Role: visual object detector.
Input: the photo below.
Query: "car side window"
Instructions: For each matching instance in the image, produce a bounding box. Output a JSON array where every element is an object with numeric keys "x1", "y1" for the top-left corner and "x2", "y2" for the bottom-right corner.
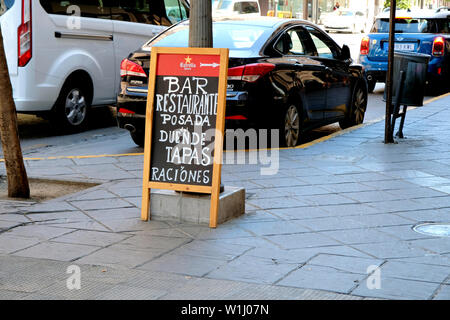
[
  {"x1": 40, "y1": 0, "x2": 110, "y2": 19},
  {"x1": 437, "y1": 19, "x2": 450, "y2": 33},
  {"x1": 288, "y1": 30, "x2": 305, "y2": 55},
  {"x1": 274, "y1": 27, "x2": 311, "y2": 56},
  {"x1": 305, "y1": 26, "x2": 339, "y2": 59}
]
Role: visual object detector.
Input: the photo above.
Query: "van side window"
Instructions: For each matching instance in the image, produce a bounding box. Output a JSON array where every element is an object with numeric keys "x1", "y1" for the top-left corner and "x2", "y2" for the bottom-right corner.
[
  {"x1": 233, "y1": 1, "x2": 258, "y2": 14},
  {"x1": 0, "y1": 0, "x2": 14, "y2": 16},
  {"x1": 107, "y1": 0, "x2": 172, "y2": 26},
  {"x1": 40, "y1": 0, "x2": 110, "y2": 19}
]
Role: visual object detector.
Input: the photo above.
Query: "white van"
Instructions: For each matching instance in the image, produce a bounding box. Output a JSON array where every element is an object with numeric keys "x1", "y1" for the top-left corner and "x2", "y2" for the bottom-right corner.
[
  {"x1": 213, "y1": 0, "x2": 260, "y2": 17},
  {"x1": 0, "y1": 0, "x2": 189, "y2": 130}
]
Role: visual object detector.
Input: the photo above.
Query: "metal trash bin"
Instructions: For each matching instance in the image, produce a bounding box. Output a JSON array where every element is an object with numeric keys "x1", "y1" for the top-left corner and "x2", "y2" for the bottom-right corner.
[{"x1": 384, "y1": 51, "x2": 431, "y2": 107}]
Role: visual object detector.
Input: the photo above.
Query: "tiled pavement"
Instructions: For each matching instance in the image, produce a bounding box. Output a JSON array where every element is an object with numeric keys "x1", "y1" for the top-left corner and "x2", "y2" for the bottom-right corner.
[{"x1": 1, "y1": 96, "x2": 450, "y2": 300}]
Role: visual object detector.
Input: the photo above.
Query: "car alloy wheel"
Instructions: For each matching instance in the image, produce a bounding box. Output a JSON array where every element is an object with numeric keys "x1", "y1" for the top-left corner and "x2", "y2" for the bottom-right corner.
[
  {"x1": 284, "y1": 104, "x2": 300, "y2": 147},
  {"x1": 65, "y1": 88, "x2": 87, "y2": 126},
  {"x1": 339, "y1": 82, "x2": 367, "y2": 130},
  {"x1": 353, "y1": 85, "x2": 366, "y2": 125}
]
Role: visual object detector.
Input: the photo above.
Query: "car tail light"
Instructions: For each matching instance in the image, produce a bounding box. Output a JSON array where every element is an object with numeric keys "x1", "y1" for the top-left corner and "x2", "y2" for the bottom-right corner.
[
  {"x1": 228, "y1": 63, "x2": 275, "y2": 82},
  {"x1": 118, "y1": 108, "x2": 136, "y2": 114},
  {"x1": 360, "y1": 36, "x2": 370, "y2": 56},
  {"x1": 432, "y1": 37, "x2": 445, "y2": 56},
  {"x1": 120, "y1": 59, "x2": 147, "y2": 78},
  {"x1": 18, "y1": 0, "x2": 32, "y2": 67},
  {"x1": 227, "y1": 65, "x2": 244, "y2": 80}
]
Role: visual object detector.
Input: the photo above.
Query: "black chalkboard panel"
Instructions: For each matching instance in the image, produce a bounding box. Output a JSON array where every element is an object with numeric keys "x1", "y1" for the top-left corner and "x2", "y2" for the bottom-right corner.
[{"x1": 150, "y1": 75, "x2": 219, "y2": 186}]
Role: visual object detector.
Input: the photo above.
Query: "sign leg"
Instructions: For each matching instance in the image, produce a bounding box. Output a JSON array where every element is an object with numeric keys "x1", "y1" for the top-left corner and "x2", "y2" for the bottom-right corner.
[
  {"x1": 141, "y1": 188, "x2": 151, "y2": 221},
  {"x1": 209, "y1": 186, "x2": 219, "y2": 228}
]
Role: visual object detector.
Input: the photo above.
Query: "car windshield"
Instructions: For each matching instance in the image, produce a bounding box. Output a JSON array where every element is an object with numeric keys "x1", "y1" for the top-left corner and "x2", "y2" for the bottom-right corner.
[
  {"x1": 147, "y1": 22, "x2": 268, "y2": 50},
  {"x1": 371, "y1": 18, "x2": 450, "y2": 33},
  {"x1": 0, "y1": 0, "x2": 14, "y2": 16}
]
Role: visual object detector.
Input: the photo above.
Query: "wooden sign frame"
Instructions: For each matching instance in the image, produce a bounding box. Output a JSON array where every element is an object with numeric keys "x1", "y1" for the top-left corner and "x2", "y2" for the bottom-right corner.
[{"x1": 141, "y1": 47, "x2": 229, "y2": 228}]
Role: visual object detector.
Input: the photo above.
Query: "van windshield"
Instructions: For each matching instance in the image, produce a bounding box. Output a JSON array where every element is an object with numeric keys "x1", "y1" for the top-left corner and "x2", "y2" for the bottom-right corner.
[
  {"x1": 0, "y1": 0, "x2": 14, "y2": 16},
  {"x1": 372, "y1": 18, "x2": 450, "y2": 33}
]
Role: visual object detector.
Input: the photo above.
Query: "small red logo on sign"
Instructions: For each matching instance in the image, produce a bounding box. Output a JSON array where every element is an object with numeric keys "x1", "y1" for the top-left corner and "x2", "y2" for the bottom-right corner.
[{"x1": 180, "y1": 56, "x2": 196, "y2": 71}]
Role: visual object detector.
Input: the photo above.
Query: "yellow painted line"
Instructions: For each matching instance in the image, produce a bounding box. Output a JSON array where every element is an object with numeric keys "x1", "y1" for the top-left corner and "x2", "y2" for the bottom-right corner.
[
  {"x1": 423, "y1": 91, "x2": 450, "y2": 105},
  {"x1": 0, "y1": 153, "x2": 144, "y2": 162},
  {"x1": 225, "y1": 123, "x2": 365, "y2": 154},
  {"x1": 1, "y1": 91, "x2": 448, "y2": 162}
]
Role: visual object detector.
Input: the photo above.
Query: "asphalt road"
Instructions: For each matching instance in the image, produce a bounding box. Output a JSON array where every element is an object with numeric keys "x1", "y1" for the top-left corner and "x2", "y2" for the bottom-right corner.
[{"x1": 3, "y1": 33, "x2": 434, "y2": 158}]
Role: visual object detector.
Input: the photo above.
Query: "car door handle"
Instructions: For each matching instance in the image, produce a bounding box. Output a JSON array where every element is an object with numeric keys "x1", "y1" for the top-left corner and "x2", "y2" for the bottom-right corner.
[{"x1": 295, "y1": 62, "x2": 304, "y2": 67}]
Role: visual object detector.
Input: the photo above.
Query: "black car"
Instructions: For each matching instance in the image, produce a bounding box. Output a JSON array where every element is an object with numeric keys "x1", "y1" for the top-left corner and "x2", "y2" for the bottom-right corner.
[{"x1": 117, "y1": 17, "x2": 368, "y2": 147}]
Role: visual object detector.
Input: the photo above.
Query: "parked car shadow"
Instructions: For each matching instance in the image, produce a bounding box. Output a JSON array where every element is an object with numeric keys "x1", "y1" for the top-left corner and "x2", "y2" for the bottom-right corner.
[{"x1": 17, "y1": 107, "x2": 117, "y2": 140}]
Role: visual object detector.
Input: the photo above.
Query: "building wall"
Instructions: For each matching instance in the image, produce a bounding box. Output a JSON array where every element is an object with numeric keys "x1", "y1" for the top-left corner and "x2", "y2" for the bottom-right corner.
[{"x1": 259, "y1": 0, "x2": 448, "y2": 20}]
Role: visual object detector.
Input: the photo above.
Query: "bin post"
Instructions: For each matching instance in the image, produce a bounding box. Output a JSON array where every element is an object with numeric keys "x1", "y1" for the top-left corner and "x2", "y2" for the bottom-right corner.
[{"x1": 396, "y1": 105, "x2": 408, "y2": 139}]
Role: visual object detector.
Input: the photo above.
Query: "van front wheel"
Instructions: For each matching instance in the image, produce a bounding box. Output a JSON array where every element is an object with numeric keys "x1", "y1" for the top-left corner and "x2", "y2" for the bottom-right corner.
[{"x1": 51, "y1": 84, "x2": 90, "y2": 132}]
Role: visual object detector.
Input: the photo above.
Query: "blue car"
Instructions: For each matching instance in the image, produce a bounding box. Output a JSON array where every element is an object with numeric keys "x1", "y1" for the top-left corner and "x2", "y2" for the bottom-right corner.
[{"x1": 358, "y1": 8, "x2": 450, "y2": 93}]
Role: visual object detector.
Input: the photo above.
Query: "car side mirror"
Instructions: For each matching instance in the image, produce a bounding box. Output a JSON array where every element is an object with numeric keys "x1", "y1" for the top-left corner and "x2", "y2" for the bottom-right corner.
[{"x1": 340, "y1": 45, "x2": 351, "y2": 62}]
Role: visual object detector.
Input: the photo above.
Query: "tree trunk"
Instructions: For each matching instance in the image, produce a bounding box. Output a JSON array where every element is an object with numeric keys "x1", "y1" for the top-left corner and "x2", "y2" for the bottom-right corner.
[
  {"x1": 374, "y1": 0, "x2": 381, "y2": 16},
  {"x1": 189, "y1": 0, "x2": 213, "y2": 48},
  {"x1": 0, "y1": 30, "x2": 30, "y2": 198},
  {"x1": 303, "y1": 0, "x2": 308, "y2": 20}
]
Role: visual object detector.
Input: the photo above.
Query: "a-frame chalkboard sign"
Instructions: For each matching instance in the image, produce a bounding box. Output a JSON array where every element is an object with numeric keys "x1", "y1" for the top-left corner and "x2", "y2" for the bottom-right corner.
[{"x1": 141, "y1": 47, "x2": 229, "y2": 228}]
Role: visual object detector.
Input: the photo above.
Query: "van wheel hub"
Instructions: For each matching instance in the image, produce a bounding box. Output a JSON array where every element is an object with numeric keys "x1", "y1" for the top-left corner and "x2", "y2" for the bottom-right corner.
[{"x1": 65, "y1": 89, "x2": 87, "y2": 126}]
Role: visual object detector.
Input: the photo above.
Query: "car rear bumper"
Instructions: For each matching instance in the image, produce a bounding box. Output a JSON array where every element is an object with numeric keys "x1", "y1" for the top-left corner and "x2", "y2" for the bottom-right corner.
[
  {"x1": 359, "y1": 54, "x2": 449, "y2": 83},
  {"x1": 225, "y1": 91, "x2": 251, "y2": 120},
  {"x1": 116, "y1": 96, "x2": 147, "y2": 133},
  {"x1": 365, "y1": 70, "x2": 386, "y2": 83}
]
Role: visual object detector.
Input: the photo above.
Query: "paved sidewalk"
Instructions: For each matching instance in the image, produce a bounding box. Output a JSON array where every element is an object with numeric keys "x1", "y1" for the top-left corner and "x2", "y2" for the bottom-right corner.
[{"x1": 1, "y1": 95, "x2": 450, "y2": 300}]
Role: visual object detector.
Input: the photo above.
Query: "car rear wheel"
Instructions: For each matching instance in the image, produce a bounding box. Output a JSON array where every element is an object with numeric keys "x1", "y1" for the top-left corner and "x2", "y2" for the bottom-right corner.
[
  {"x1": 51, "y1": 83, "x2": 90, "y2": 132},
  {"x1": 130, "y1": 131, "x2": 145, "y2": 147},
  {"x1": 281, "y1": 104, "x2": 301, "y2": 147},
  {"x1": 339, "y1": 82, "x2": 367, "y2": 129},
  {"x1": 367, "y1": 80, "x2": 376, "y2": 93}
]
